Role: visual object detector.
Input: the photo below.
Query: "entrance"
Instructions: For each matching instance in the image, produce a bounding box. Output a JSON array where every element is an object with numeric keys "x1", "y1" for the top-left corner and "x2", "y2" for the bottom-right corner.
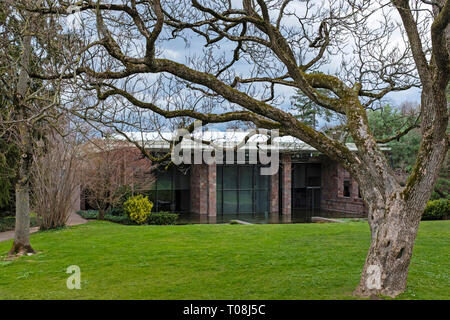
[{"x1": 291, "y1": 163, "x2": 321, "y2": 211}]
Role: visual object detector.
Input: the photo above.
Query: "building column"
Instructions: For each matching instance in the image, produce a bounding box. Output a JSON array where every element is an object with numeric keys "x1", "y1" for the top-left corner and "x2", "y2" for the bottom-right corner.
[
  {"x1": 190, "y1": 165, "x2": 198, "y2": 214},
  {"x1": 190, "y1": 164, "x2": 208, "y2": 214},
  {"x1": 269, "y1": 172, "x2": 279, "y2": 214},
  {"x1": 281, "y1": 154, "x2": 291, "y2": 215},
  {"x1": 207, "y1": 162, "x2": 217, "y2": 217}
]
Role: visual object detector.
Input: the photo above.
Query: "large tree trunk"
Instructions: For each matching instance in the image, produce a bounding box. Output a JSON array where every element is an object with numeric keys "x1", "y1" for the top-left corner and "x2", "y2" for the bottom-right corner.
[
  {"x1": 354, "y1": 194, "x2": 421, "y2": 297},
  {"x1": 8, "y1": 20, "x2": 35, "y2": 255},
  {"x1": 354, "y1": 86, "x2": 448, "y2": 297},
  {"x1": 9, "y1": 177, "x2": 34, "y2": 255}
]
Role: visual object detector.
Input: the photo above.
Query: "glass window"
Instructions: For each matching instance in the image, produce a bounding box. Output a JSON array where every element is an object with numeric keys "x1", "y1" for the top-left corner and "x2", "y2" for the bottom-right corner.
[
  {"x1": 343, "y1": 180, "x2": 351, "y2": 197},
  {"x1": 150, "y1": 174, "x2": 158, "y2": 190},
  {"x1": 239, "y1": 166, "x2": 253, "y2": 189},
  {"x1": 216, "y1": 164, "x2": 270, "y2": 214},
  {"x1": 306, "y1": 164, "x2": 321, "y2": 187},
  {"x1": 255, "y1": 168, "x2": 269, "y2": 190},
  {"x1": 157, "y1": 170, "x2": 172, "y2": 190},
  {"x1": 223, "y1": 190, "x2": 238, "y2": 214},
  {"x1": 239, "y1": 190, "x2": 253, "y2": 213},
  {"x1": 157, "y1": 190, "x2": 173, "y2": 211},
  {"x1": 146, "y1": 190, "x2": 157, "y2": 204},
  {"x1": 217, "y1": 190, "x2": 222, "y2": 214},
  {"x1": 175, "y1": 171, "x2": 190, "y2": 190},
  {"x1": 293, "y1": 164, "x2": 305, "y2": 188},
  {"x1": 176, "y1": 189, "x2": 190, "y2": 212},
  {"x1": 223, "y1": 166, "x2": 237, "y2": 189},
  {"x1": 217, "y1": 166, "x2": 223, "y2": 189},
  {"x1": 149, "y1": 167, "x2": 192, "y2": 212},
  {"x1": 255, "y1": 190, "x2": 269, "y2": 213},
  {"x1": 312, "y1": 189, "x2": 321, "y2": 209}
]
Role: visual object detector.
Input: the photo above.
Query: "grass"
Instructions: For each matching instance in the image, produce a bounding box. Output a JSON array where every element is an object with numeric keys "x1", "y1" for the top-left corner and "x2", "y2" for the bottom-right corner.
[{"x1": 0, "y1": 220, "x2": 448, "y2": 300}]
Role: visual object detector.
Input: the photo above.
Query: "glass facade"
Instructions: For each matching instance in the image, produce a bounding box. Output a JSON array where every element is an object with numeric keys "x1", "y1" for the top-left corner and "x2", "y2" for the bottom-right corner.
[
  {"x1": 216, "y1": 165, "x2": 270, "y2": 214},
  {"x1": 145, "y1": 166, "x2": 190, "y2": 212}
]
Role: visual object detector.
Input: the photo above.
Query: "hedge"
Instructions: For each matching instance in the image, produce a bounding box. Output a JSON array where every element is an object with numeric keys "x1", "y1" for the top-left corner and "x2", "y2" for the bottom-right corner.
[
  {"x1": 422, "y1": 199, "x2": 450, "y2": 220},
  {"x1": 77, "y1": 210, "x2": 99, "y2": 220},
  {"x1": 147, "y1": 212, "x2": 179, "y2": 225},
  {"x1": 0, "y1": 215, "x2": 40, "y2": 232},
  {"x1": 76, "y1": 210, "x2": 178, "y2": 225}
]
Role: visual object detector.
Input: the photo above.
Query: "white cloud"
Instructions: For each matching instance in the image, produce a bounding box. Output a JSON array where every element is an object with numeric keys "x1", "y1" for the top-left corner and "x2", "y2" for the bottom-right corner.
[{"x1": 159, "y1": 48, "x2": 181, "y2": 60}]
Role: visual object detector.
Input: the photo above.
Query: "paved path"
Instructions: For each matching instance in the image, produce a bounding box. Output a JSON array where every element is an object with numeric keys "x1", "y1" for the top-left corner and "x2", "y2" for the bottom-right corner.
[
  {"x1": 66, "y1": 211, "x2": 88, "y2": 226},
  {"x1": 231, "y1": 219, "x2": 253, "y2": 225},
  {"x1": 0, "y1": 211, "x2": 87, "y2": 243},
  {"x1": 311, "y1": 216, "x2": 348, "y2": 223}
]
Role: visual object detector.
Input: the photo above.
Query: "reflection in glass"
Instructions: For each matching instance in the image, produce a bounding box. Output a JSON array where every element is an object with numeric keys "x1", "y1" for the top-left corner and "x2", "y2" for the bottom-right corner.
[
  {"x1": 239, "y1": 190, "x2": 253, "y2": 213},
  {"x1": 216, "y1": 165, "x2": 270, "y2": 215},
  {"x1": 223, "y1": 190, "x2": 238, "y2": 214}
]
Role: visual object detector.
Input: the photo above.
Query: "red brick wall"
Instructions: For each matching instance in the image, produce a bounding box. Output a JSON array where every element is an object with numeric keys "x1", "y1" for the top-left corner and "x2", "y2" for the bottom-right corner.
[
  {"x1": 270, "y1": 172, "x2": 279, "y2": 214},
  {"x1": 190, "y1": 163, "x2": 216, "y2": 216},
  {"x1": 320, "y1": 157, "x2": 367, "y2": 216},
  {"x1": 281, "y1": 154, "x2": 291, "y2": 215},
  {"x1": 190, "y1": 164, "x2": 207, "y2": 214},
  {"x1": 207, "y1": 163, "x2": 216, "y2": 216}
]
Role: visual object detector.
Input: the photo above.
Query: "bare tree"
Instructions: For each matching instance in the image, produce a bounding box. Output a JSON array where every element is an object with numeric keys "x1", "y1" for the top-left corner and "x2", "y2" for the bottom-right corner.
[
  {"x1": 30, "y1": 0, "x2": 448, "y2": 297},
  {"x1": 80, "y1": 138, "x2": 154, "y2": 220},
  {"x1": 32, "y1": 130, "x2": 81, "y2": 230},
  {"x1": 0, "y1": 0, "x2": 79, "y2": 254}
]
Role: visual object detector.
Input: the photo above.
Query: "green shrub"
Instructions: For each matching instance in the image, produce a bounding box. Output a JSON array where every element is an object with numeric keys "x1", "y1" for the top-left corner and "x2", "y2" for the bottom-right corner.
[
  {"x1": 422, "y1": 199, "x2": 450, "y2": 220},
  {"x1": 77, "y1": 210, "x2": 99, "y2": 220},
  {"x1": 0, "y1": 215, "x2": 40, "y2": 232},
  {"x1": 123, "y1": 195, "x2": 153, "y2": 225},
  {"x1": 0, "y1": 216, "x2": 16, "y2": 232},
  {"x1": 106, "y1": 207, "x2": 125, "y2": 217},
  {"x1": 104, "y1": 214, "x2": 132, "y2": 224},
  {"x1": 147, "y1": 212, "x2": 178, "y2": 225},
  {"x1": 76, "y1": 210, "x2": 134, "y2": 225}
]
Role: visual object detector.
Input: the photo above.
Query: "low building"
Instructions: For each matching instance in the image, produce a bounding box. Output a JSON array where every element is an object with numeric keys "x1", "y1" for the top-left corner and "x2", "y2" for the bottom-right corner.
[{"x1": 79, "y1": 130, "x2": 391, "y2": 220}]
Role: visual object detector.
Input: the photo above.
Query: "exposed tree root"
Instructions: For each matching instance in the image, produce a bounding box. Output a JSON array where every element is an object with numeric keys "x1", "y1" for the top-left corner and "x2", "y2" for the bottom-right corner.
[{"x1": 8, "y1": 242, "x2": 35, "y2": 256}]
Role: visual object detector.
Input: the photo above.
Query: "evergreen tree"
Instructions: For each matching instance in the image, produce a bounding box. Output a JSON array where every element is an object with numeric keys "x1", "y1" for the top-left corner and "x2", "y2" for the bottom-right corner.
[{"x1": 290, "y1": 88, "x2": 334, "y2": 130}]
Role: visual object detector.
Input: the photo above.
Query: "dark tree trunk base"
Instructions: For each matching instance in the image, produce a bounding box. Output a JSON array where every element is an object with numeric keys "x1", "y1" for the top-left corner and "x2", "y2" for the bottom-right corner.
[{"x1": 8, "y1": 242, "x2": 35, "y2": 256}]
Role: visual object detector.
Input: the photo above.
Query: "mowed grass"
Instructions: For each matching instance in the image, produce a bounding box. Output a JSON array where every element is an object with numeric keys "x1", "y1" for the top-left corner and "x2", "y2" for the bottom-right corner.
[{"x1": 0, "y1": 220, "x2": 448, "y2": 300}]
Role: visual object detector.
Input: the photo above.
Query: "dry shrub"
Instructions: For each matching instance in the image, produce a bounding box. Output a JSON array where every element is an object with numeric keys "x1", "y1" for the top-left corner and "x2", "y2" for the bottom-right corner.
[{"x1": 32, "y1": 136, "x2": 80, "y2": 230}]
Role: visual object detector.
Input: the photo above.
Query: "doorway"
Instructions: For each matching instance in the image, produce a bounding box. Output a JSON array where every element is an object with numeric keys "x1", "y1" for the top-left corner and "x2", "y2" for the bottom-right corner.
[{"x1": 291, "y1": 163, "x2": 321, "y2": 211}]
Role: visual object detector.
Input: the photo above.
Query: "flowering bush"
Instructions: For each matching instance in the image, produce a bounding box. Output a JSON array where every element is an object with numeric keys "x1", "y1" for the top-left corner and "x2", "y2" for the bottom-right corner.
[{"x1": 123, "y1": 195, "x2": 153, "y2": 224}]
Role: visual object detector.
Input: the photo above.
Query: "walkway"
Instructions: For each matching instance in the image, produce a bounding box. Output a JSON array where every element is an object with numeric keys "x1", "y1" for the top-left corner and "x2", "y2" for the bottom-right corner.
[{"x1": 0, "y1": 211, "x2": 87, "y2": 243}]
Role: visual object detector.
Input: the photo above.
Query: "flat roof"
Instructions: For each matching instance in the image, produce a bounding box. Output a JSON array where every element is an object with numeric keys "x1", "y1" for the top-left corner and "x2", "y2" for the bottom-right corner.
[{"x1": 111, "y1": 131, "x2": 391, "y2": 153}]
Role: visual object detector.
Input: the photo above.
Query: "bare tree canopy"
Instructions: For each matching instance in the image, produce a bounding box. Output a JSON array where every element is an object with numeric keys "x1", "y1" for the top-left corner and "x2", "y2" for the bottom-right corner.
[
  {"x1": 0, "y1": 0, "x2": 77, "y2": 254},
  {"x1": 24, "y1": 0, "x2": 449, "y2": 297}
]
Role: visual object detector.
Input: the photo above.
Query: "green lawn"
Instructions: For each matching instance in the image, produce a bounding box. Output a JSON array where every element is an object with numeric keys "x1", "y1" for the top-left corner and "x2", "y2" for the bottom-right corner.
[{"x1": 0, "y1": 220, "x2": 448, "y2": 299}]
